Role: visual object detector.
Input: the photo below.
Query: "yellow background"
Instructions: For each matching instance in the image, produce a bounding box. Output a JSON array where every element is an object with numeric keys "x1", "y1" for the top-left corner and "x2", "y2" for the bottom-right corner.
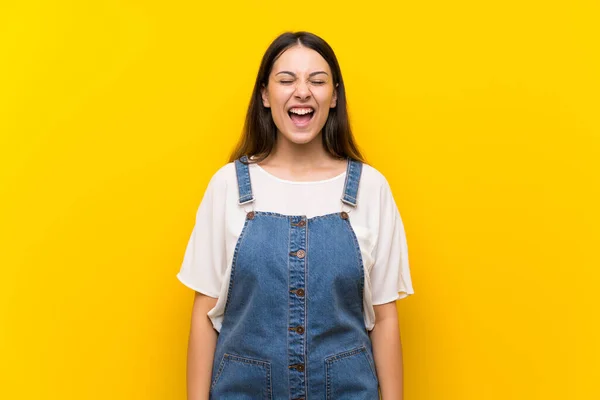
[{"x1": 1, "y1": 1, "x2": 598, "y2": 399}]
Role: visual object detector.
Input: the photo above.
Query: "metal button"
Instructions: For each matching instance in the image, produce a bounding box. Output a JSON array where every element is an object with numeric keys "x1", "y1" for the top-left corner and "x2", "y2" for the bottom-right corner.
[
  {"x1": 290, "y1": 363, "x2": 305, "y2": 372},
  {"x1": 296, "y1": 249, "x2": 305, "y2": 259},
  {"x1": 289, "y1": 363, "x2": 304, "y2": 371},
  {"x1": 289, "y1": 325, "x2": 304, "y2": 334},
  {"x1": 291, "y1": 219, "x2": 306, "y2": 227},
  {"x1": 296, "y1": 288, "x2": 305, "y2": 297},
  {"x1": 340, "y1": 211, "x2": 349, "y2": 220},
  {"x1": 247, "y1": 211, "x2": 255, "y2": 219}
]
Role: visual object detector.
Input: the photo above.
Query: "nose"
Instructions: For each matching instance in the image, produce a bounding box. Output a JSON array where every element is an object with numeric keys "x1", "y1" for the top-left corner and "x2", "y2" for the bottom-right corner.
[{"x1": 294, "y1": 80, "x2": 311, "y2": 100}]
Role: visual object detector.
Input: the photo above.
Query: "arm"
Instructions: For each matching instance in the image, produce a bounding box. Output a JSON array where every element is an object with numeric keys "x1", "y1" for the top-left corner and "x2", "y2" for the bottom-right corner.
[
  {"x1": 186, "y1": 292, "x2": 218, "y2": 400},
  {"x1": 370, "y1": 301, "x2": 404, "y2": 400}
]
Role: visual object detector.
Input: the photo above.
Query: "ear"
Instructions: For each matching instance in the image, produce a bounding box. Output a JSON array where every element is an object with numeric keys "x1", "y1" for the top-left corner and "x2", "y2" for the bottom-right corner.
[
  {"x1": 261, "y1": 84, "x2": 270, "y2": 108},
  {"x1": 330, "y1": 83, "x2": 338, "y2": 108}
]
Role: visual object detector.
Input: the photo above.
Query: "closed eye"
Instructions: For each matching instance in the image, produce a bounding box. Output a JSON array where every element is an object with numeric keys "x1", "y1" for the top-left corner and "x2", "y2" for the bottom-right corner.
[{"x1": 279, "y1": 80, "x2": 326, "y2": 85}]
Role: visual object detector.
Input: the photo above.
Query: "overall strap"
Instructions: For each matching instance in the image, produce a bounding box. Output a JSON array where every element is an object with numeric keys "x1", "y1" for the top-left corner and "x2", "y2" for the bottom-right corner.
[
  {"x1": 234, "y1": 155, "x2": 255, "y2": 205},
  {"x1": 341, "y1": 158, "x2": 363, "y2": 207}
]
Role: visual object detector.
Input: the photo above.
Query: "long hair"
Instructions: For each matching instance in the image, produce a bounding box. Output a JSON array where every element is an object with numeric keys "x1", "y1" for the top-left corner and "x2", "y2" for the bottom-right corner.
[{"x1": 228, "y1": 31, "x2": 365, "y2": 164}]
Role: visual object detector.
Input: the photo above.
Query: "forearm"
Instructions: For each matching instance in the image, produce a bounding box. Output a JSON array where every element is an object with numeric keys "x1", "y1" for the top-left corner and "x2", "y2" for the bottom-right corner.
[
  {"x1": 370, "y1": 302, "x2": 404, "y2": 400},
  {"x1": 186, "y1": 293, "x2": 218, "y2": 400}
]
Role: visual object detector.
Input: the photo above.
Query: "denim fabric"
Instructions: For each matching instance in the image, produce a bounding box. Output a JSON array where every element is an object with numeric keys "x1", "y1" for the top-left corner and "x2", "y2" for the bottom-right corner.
[{"x1": 209, "y1": 156, "x2": 379, "y2": 399}]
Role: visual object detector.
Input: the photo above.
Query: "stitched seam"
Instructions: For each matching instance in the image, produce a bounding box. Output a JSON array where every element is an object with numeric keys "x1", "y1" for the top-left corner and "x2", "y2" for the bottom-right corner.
[
  {"x1": 225, "y1": 353, "x2": 271, "y2": 366},
  {"x1": 325, "y1": 346, "x2": 368, "y2": 399},
  {"x1": 341, "y1": 157, "x2": 351, "y2": 198},
  {"x1": 304, "y1": 218, "x2": 309, "y2": 397},
  {"x1": 344, "y1": 159, "x2": 357, "y2": 202},
  {"x1": 341, "y1": 160, "x2": 363, "y2": 208},
  {"x1": 236, "y1": 155, "x2": 254, "y2": 204},
  {"x1": 211, "y1": 353, "x2": 272, "y2": 393},
  {"x1": 286, "y1": 219, "x2": 291, "y2": 394},
  {"x1": 362, "y1": 350, "x2": 378, "y2": 382},
  {"x1": 224, "y1": 217, "x2": 251, "y2": 313},
  {"x1": 326, "y1": 359, "x2": 331, "y2": 400},
  {"x1": 266, "y1": 362, "x2": 272, "y2": 400},
  {"x1": 251, "y1": 210, "x2": 345, "y2": 222},
  {"x1": 210, "y1": 353, "x2": 228, "y2": 390},
  {"x1": 243, "y1": 164, "x2": 253, "y2": 200},
  {"x1": 342, "y1": 219, "x2": 366, "y2": 283},
  {"x1": 325, "y1": 345, "x2": 367, "y2": 363},
  {"x1": 235, "y1": 158, "x2": 249, "y2": 204}
]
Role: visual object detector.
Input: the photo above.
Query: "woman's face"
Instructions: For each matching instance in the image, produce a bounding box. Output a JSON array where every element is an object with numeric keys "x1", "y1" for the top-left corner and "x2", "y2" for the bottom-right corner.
[{"x1": 261, "y1": 45, "x2": 337, "y2": 145}]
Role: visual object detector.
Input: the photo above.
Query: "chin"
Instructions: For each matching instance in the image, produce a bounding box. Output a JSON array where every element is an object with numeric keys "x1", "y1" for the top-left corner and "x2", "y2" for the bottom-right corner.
[{"x1": 283, "y1": 130, "x2": 319, "y2": 145}]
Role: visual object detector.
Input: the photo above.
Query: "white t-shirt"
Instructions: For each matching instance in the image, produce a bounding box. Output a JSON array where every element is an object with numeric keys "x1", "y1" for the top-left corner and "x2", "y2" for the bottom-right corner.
[{"x1": 177, "y1": 160, "x2": 414, "y2": 332}]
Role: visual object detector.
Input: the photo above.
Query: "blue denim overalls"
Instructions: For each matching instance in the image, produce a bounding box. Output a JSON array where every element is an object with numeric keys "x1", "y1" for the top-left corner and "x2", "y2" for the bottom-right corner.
[{"x1": 209, "y1": 155, "x2": 379, "y2": 399}]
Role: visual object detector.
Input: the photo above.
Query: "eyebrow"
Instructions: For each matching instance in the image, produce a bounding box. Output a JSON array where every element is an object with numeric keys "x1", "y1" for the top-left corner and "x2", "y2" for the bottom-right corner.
[{"x1": 275, "y1": 70, "x2": 329, "y2": 77}]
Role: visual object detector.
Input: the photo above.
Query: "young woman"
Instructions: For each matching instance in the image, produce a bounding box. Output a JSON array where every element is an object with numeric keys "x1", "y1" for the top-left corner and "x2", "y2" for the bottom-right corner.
[{"x1": 177, "y1": 31, "x2": 414, "y2": 399}]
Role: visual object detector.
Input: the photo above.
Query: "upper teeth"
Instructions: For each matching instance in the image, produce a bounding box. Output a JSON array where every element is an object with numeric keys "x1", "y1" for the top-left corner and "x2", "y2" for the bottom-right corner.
[{"x1": 290, "y1": 108, "x2": 313, "y2": 115}]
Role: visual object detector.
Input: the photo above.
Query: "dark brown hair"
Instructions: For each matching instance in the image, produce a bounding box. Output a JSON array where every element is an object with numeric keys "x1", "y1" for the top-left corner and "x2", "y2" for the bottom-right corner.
[{"x1": 228, "y1": 31, "x2": 365, "y2": 164}]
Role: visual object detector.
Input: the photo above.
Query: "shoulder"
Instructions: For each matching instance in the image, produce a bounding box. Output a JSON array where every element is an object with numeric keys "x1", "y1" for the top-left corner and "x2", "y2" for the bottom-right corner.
[
  {"x1": 359, "y1": 162, "x2": 392, "y2": 193},
  {"x1": 207, "y1": 161, "x2": 237, "y2": 189},
  {"x1": 358, "y1": 162, "x2": 399, "y2": 213}
]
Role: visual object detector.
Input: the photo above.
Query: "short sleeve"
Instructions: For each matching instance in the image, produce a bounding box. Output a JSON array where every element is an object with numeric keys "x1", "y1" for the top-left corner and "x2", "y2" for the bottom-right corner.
[
  {"x1": 176, "y1": 170, "x2": 228, "y2": 297},
  {"x1": 369, "y1": 178, "x2": 415, "y2": 305}
]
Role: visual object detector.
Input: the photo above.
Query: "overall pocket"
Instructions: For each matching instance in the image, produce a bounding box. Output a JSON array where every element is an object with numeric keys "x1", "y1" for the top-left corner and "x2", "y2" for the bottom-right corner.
[
  {"x1": 325, "y1": 346, "x2": 379, "y2": 399},
  {"x1": 210, "y1": 353, "x2": 272, "y2": 399}
]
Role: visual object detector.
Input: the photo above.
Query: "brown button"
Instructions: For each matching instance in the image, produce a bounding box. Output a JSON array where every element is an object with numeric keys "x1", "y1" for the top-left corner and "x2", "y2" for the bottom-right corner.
[
  {"x1": 340, "y1": 211, "x2": 349, "y2": 220},
  {"x1": 291, "y1": 219, "x2": 306, "y2": 227},
  {"x1": 247, "y1": 211, "x2": 255, "y2": 219},
  {"x1": 289, "y1": 325, "x2": 304, "y2": 334},
  {"x1": 296, "y1": 288, "x2": 305, "y2": 297},
  {"x1": 296, "y1": 249, "x2": 305, "y2": 259},
  {"x1": 289, "y1": 363, "x2": 304, "y2": 372}
]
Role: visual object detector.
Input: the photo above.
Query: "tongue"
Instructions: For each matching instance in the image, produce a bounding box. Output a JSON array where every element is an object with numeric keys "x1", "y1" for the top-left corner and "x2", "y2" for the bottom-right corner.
[{"x1": 290, "y1": 113, "x2": 312, "y2": 125}]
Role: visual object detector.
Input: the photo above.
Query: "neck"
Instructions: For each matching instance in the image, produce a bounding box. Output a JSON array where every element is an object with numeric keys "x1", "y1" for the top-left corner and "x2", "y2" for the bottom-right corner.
[{"x1": 266, "y1": 131, "x2": 339, "y2": 169}]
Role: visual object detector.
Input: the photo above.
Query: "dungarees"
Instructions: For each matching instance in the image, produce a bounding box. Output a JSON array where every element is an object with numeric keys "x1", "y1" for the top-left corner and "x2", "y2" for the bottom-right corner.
[{"x1": 209, "y1": 155, "x2": 380, "y2": 399}]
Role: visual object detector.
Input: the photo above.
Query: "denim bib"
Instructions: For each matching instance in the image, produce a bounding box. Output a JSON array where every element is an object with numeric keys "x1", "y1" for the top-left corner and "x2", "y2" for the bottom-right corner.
[{"x1": 209, "y1": 155, "x2": 379, "y2": 399}]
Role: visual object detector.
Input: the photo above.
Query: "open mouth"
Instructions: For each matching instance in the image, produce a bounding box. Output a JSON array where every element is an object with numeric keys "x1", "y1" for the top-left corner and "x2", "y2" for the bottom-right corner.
[{"x1": 288, "y1": 107, "x2": 315, "y2": 127}]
